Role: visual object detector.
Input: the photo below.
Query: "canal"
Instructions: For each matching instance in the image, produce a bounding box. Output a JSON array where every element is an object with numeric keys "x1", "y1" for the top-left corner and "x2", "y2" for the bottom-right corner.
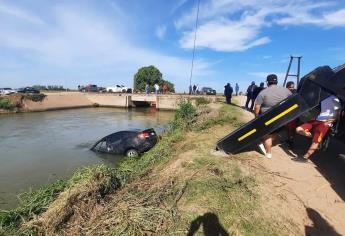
[{"x1": 0, "y1": 107, "x2": 173, "y2": 209}]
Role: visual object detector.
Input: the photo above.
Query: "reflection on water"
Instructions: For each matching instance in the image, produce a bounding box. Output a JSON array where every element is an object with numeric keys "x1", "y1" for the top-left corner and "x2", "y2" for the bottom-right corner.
[{"x1": 0, "y1": 107, "x2": 173, "y2": 209}]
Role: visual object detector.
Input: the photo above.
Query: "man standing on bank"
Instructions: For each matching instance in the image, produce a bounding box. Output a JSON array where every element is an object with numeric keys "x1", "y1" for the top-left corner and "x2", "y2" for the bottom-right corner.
[
  {"x1": 224, "y1": 83, "x2": 233, "y2": 104},
  {"x1": 254, "y1": 74, "x2": 291, "y2": 159},
  {"x1": 245, "y1": 81, "x2": 257, "y2": 111}
]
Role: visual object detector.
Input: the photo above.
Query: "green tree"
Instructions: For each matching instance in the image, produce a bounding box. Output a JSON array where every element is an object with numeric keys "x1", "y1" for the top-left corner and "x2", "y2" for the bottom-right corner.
[{"x1": 133, "y1": 65, "x2": 175, "y2": 92}]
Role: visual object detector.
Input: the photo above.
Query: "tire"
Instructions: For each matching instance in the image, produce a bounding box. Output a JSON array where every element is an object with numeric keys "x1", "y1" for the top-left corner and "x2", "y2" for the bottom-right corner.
[
  {"x1": 122, "y1": 89, "x2": 126, "y2": 93},
  {"x1": 126, "y1": 149, "x2": 139, "y2": 157},
  {"x1": 109, "y1": 89, "x2": 113, "y2": 93}
]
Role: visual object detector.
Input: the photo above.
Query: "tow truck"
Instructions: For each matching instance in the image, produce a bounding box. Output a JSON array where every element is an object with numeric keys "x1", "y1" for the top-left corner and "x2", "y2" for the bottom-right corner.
[{"x1": 217, "y1": 64, "x2": 345, "y2": 154}]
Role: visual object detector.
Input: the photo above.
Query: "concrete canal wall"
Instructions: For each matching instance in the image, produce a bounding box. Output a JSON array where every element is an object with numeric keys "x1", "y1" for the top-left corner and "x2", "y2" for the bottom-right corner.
[
  {"x1": 86, "y1": 94, "x2": 131, "y2": 108},
  {"x1": 23, "y1": 92, "x2": 204, "y2": 111},
  {"x1": 23, "y1": 92, "x2": 93, "y2": 111}
]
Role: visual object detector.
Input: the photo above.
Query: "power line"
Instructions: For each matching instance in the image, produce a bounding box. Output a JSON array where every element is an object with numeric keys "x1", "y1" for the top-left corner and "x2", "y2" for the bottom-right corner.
[{"x1": 189, "y1": 0, "x2": 201, "y2": 90}]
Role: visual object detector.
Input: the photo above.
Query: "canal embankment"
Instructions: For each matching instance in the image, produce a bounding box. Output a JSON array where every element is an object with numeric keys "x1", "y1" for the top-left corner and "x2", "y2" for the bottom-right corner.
[
  {"x1": 0, "y1": 92, "x2": 218, "y2": 113},
  {"x1": 0, "y1": 98, "x2": 291, "y2": 235}
]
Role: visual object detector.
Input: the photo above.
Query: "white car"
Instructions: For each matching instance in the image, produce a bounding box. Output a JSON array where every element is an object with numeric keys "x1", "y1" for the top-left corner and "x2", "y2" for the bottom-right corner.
[
  {"x1": 0, "y1": 88, "x2": 16, "y2": 95},
  {"x1": 106, "y1": 85, "x2": 131, "y2": 93}
]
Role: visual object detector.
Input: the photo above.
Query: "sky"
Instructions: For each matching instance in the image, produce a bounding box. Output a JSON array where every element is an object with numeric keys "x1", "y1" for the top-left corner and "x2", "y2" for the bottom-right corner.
[{"x1": 0, "y1": 0, "x2": 345, "y2": 93}]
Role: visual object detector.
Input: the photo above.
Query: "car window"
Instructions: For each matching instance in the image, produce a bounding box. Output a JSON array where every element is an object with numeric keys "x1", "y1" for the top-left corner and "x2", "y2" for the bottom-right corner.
[{"x1": 106, "y1": 131, "x2": 128, "y2": 143}]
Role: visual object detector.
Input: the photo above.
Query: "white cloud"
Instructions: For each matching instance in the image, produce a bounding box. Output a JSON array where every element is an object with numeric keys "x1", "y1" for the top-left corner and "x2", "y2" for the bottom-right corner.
[
  {"x1": 249, "y1": 72, "x2": 286, "y2": 82},
  {"x1": 155, "y1": 25, "x2": 167, "y2": 39},
  {"x1": 176, "y1": 0, "x2": 345, "y2": 52},
  {"x1": 323, "y1": 9, "x2": 345, "y2": 27},
  {"x1": 0, "y1": 2, "x2": 44, "y2": 25},
  {"x1": 180, "y1": 18, "x2": 270, "y2": 52},
  {"x1": 0, "y1": 2, "x2": 212, "y2": 91},
  {"x1": 171, "y1": 0, "x2": 189, "y2": 13}
]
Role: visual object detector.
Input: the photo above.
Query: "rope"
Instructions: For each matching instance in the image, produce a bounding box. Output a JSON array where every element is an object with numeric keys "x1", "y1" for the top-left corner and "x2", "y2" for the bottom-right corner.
[{"x1": 189, "y1": 0, "x2": 201, "y2": 89}]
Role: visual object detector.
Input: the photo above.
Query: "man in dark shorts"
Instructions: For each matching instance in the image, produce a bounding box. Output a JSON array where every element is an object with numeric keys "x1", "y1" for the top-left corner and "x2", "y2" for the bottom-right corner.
[
  {"x1": 254, "y1": 74, "x2": 291, "y2": 158},
  {"x1": 296, "y1": 95, "x2": 341, "y2": 159}
]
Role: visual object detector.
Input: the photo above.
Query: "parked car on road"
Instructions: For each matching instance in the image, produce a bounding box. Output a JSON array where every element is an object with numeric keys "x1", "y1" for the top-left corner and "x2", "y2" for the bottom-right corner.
[
  {"x1": 201, "y1": 87, "x2": 216, "y2": 95},
  {"x1": 0, "y1": 88, "x2": 16, "y2": 95},
  {"x1": 78, "y1": 84, "x2": 98, "y2": 92},
  {"x1": 91, "y1": 128, "x2": 158, "y2": 157},
  {"x1": 16, "y1": 87, "x2": 40, "y2": 94},
  {"x1": 106, "y1": 85, "x2": 132, "y2": 93}
]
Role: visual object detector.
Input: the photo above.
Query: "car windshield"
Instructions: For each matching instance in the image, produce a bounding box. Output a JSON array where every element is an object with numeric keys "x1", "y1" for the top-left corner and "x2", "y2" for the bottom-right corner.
[
  {"x1": 203, "y1": 87, "x2": 212, "y2": 90},
  {"x1": 3, "y1": 88, "x2": 12, "y2": 90}
]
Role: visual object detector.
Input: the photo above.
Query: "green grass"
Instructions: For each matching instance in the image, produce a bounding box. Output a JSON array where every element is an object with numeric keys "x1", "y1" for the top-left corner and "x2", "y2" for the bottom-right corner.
[
  {"x1": 196, "y1": 103, "x2": 244, "y2": 130},
  {"x1": 0, "y1": 165, "x2": 118, "y2": 234},
  {"x1": 171, "y1": 155, "x2": 280, "y2": 235},
  {"x1": 0, "y1": 98, "x2": 12, "y2": 110},
  {"x1": 192, "y1": 97, "x2": 211, "y2": 106},
  {"x1": 169, "y1": 100, "x2": 197, "y2": 130}
]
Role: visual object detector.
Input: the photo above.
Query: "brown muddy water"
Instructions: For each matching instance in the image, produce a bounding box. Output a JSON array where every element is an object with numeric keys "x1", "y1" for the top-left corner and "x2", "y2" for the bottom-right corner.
[{"x1": 0, "y1": 107, "x2": 173, "y2": 209}]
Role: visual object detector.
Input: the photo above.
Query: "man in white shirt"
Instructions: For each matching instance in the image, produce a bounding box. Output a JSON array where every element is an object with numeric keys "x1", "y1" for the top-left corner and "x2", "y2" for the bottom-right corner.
[
  {"x1": 296, "y1": 95, "x2": 341, "y2": 159},
  {"x1": 154, "y1": 83, "x2": 160, "y2": 95}
]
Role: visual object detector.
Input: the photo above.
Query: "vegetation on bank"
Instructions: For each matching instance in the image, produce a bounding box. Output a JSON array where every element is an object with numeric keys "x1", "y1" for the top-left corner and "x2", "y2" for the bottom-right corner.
[
  {"x1": 0, "y1": 94, "x2": 46, "y2": 111},
  {"x1": 1, "y1": 98, "x2": 285, "y2": 235},
  {"x1": 0, "y1": 98, "x2": 11, "y2": 110}
]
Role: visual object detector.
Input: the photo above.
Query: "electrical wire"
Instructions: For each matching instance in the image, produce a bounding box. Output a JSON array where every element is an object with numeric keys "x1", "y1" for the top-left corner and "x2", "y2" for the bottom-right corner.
[{"x1": 189, "y1": 0, "x2": 201, "y2": 90}]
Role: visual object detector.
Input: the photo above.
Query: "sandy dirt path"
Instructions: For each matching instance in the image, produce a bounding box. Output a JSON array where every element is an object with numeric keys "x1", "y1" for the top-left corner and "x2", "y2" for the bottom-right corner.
[{"x1": 233, "y1": 95, "x2": 345, "y2": 235}]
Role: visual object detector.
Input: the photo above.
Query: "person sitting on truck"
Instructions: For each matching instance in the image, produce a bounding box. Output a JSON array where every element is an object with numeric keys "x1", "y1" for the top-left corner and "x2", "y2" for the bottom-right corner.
[
  {"x1": 286, "y1": 81, "x2": 297, "y2": 93},
  {"x1": 296, "y1": 95, "x2": 341, "y2": 160},
  {"x1": 254, "y1": 74, "x2": 291, "y2": 159}
]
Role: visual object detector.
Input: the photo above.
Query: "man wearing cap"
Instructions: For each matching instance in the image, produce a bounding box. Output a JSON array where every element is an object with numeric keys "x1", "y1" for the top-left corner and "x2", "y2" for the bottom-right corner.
[{"x1": 254, "y1": 74, "x2": 291, "y2": 158}]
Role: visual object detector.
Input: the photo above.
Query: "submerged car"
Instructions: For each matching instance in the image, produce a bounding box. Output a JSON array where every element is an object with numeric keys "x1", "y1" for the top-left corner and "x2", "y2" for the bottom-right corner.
[{"x1": 91, "y1": 128, "x2": 158, "y2": 157}]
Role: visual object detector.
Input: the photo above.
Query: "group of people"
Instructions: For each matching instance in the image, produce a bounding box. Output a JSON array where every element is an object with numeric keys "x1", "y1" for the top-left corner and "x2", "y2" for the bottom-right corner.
[
  {"x1": 189, "y1": 84, "x2": 200, "y2": 95},
  {"x1": 145, "y1": 82, "x2": 160, "y2": 95},
  {"x1": 145, "y1": 82, "x2": 170, "y2": 95},
  {"x1": 252, "y1": 74, "x2": 341, "y2": 160}
]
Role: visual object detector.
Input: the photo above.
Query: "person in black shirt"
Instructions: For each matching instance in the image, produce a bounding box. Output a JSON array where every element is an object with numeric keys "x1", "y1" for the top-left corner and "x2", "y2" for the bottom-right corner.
[
  {"x1": 252, "y1": 82, "x2": 265, "y2": 103},
  {"x1": 245, "y1": 81, "x2": 257, "y2": 111},
  {"x1": 224, "y1": 83, "x2": 233, "y2": 104}
]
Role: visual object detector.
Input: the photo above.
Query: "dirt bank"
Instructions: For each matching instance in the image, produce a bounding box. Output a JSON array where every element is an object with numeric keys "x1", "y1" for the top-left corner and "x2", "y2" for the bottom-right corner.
[{"x1": 235, "y1": 95, "x2": 345, "y2": 235}]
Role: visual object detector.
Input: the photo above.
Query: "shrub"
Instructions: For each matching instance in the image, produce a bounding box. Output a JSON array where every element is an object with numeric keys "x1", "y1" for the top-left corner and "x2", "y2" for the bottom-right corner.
[
  {"x1": 23, "y1": 93, "x2": 46, "y2": 102},
  {"x1": 170, "y1": 100, "x2": 197, "y2": 130},
  {"x1": 193, "y1": 97, "x2": 210, "y2": 106},
  {"x1": 0, "y1": 98, "x2": 12, "y2": 110}
]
